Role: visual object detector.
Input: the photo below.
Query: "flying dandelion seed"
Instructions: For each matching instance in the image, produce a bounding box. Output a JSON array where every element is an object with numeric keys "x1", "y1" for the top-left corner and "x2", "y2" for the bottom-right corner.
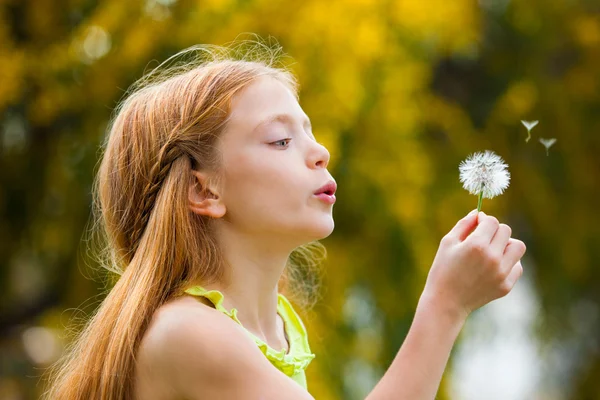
[
  {"x1": 459, "y1": 150, "x2": 511, "y2": 212},
  {"x1": 521, "y1": 120, "x2": 539, "y2": 143},
  {"x1": 539, "y1": 138, "x2": 557, "y2": 156}
]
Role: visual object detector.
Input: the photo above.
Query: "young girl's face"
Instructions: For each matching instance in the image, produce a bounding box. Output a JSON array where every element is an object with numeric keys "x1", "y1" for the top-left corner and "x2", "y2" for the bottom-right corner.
[{"x1": 216, "y1": 76, "x2": 335, "y2": 246}]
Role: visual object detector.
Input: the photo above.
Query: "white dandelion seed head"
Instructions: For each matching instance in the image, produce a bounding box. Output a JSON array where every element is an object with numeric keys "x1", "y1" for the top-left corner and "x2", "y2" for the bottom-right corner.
[
  {"x1": 521, "y1": 120, "x2": 539, "y2": 131},
  {"x1": 459, "y1": 150, "x2": 511, "y2": 199},
  {"x1": 539, "y1": 137, "x2": 557, "y2": 149}
]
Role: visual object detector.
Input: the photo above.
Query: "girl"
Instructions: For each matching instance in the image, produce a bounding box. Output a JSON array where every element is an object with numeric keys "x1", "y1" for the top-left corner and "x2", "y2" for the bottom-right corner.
[{"x1": 44, "y1": 42, "x2": 526, "y2": 400}]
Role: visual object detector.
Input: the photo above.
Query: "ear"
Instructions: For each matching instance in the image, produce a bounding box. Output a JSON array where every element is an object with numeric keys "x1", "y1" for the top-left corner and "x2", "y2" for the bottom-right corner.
[{"x1": 188, "y1": 170, "x2": 226, "y2": 218}]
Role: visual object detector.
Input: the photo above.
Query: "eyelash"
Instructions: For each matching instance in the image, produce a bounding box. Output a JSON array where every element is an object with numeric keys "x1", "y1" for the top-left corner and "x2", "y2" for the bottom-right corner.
[{"x1": 271, "y1": 138, "x2": 292, "y2": 148}]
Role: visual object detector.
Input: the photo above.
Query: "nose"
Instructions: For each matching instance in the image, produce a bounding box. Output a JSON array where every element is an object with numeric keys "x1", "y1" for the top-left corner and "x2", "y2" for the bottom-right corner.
[{"x1": 307, "y1": 140, "x2": 330, "y2": 169}]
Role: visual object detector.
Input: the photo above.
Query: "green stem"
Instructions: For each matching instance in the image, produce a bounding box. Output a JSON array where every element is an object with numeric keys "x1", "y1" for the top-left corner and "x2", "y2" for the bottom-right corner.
[{"x1": 477, "y1": 192, "x2": 483, "y2": 212}]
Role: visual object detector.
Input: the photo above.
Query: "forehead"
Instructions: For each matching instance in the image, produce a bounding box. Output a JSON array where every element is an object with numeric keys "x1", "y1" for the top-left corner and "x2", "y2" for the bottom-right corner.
[{"x1": 226, "y1": 76, "x2": 309, "y2": 133}]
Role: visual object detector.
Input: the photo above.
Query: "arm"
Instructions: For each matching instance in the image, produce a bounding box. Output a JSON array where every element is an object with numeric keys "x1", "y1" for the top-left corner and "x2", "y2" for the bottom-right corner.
[
  {"x1": 366, "y1": 211, "x2": 526, "y2": 400},
  {"x1": 365, "y1": 294, "x2": 466, "y2": 400},
  {"x1": 143, "y1": 296, "x2": 464, "y2": 400}
]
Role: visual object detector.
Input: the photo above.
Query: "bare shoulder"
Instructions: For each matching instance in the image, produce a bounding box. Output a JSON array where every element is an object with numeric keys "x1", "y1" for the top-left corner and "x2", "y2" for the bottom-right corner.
[
  {"x1": 134, "y1": 295, "x2": 247, "y2": 399},
  {"x1": 135, "y1": 295, "x2": 314, "y2": 400}
]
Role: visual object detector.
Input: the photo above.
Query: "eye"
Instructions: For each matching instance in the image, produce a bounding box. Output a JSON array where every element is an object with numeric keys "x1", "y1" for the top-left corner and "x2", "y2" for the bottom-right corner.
[{"x1": 271, "y1": 138, "x2": 291, "y2": 148}]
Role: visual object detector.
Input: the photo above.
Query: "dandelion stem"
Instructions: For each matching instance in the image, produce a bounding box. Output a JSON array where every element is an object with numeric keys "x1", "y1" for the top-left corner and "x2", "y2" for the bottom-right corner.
[{"x1": 477, "y1": 191, "x2": 483, "y2": 212}]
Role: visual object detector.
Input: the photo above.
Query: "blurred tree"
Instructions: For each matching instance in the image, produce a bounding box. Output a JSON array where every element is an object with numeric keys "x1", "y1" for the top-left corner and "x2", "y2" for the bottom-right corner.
[{"x1": 0, "y1": 0, "x2": 599, "y2": 398}]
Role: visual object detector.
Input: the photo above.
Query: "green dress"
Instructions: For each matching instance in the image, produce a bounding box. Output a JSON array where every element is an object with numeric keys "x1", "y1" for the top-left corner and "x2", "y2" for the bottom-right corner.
[{"x1": 183, "y1": 285, "x2": 316, "y2": 390}]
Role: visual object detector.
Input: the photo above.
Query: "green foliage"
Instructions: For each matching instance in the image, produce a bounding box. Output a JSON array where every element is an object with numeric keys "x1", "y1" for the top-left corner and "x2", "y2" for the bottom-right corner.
[{"x1": 1, "y1": 0, "x2": 599, "y2": 398}]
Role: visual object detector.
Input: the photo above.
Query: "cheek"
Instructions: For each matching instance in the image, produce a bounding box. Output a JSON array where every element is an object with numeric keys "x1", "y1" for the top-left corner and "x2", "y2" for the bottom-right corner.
[{"x1": 223, "y1": 152, "x2": 305, "y2": 213}]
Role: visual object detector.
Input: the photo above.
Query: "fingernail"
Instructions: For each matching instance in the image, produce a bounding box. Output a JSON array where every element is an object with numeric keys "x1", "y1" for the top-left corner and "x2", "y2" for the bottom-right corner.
[{"x1": 468, "y1": 209, "x2": 477, "y2": 216}]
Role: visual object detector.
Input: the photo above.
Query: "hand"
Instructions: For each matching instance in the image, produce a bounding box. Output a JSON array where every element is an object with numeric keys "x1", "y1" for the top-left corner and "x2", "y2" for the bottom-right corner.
[{"x1": 421, "y1": 210, "x2": 527, "y2": 320}]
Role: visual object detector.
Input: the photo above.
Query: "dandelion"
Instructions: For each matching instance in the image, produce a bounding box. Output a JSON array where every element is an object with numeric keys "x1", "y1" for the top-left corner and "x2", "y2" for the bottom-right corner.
[
  {"x1": 459, "y1": 150, "x2": 511, "y2": 212},
  {"x1": 539, "y1": 138, "x2": 557, "y2": 156},
  {"x1": 521, "y1": 120, "x2": 539, "y2": 143}
]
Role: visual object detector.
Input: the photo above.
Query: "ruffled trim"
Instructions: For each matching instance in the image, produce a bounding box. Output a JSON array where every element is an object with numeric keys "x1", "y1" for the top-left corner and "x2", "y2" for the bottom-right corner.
[
  {"x1": 184, "y1": 286, "x2": 243, "y2": 324},
  {"x1": 184, "y1": 285, "x2": 315, "y2": 378},
  {"x1": 255, "y1": 341, "x2": 316, "y2": 377}
]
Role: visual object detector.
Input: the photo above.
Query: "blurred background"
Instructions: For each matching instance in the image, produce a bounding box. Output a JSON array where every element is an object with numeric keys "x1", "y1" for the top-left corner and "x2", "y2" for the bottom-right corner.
[{"x1": 1, "y1": 0, "x2": 599, "y2": 399}]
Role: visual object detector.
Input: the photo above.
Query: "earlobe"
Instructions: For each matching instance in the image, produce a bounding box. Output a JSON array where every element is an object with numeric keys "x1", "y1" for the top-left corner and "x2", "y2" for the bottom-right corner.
[{"x1": 189, "y1": 197, "x2": 226, "y2": 218}]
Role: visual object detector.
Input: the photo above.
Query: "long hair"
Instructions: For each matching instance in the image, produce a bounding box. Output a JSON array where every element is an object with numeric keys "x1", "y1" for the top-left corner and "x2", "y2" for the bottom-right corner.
[{"x1": 42, "y1": 39, "x2": 326, "y2": 400}]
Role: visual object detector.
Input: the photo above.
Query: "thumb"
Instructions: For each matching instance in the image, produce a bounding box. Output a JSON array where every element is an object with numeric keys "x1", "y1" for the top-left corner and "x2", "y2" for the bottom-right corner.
[{"x1": 448, "y1": 209, "x2": 479, "y2": 242}]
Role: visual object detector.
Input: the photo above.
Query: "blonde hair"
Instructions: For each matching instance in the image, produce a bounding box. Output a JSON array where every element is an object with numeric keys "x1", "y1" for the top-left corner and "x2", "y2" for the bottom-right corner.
[{"x1": 42, "y1": 37, "x2": 326, "y2": 400}]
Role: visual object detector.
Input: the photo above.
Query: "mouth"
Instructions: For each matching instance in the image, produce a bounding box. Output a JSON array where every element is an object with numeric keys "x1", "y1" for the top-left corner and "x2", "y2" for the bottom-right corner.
[
  {"x1": 314, "y1": 180, "x2": 337, "y2": 204},
  {"x1": 314, "y1": 181, "x2": 337, "y2": 196},
  {"x1": 314, "y1": 192, "x2": 336, "y2": 204}
]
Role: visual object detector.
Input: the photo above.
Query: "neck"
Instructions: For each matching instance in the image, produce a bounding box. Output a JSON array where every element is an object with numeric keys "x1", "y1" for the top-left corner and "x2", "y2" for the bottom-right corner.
[{"x1": 201, "y1": 220, "x2": 299, "y2": 345}]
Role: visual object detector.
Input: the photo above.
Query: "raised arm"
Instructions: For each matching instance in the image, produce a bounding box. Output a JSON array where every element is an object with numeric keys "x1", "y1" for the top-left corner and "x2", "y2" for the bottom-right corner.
[
  {"x1": 365, "y1": 292, "x2": 466, "y2": 400},
  {"x1": 366, "y1": 210, "x2": 526, "y2": 400}
]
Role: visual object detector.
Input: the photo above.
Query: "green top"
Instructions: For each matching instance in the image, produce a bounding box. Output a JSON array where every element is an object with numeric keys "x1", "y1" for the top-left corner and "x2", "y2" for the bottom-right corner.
[{"x1": 183, "y1": 285, "x2": 316, "y2": 390}]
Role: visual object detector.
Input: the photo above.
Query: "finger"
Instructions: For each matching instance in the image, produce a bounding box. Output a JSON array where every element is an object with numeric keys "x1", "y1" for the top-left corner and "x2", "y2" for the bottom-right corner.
[
  {"x1": 490, "y1": 224, "x2": 511, "y2": 255},
  {"x1": 502, "y1": 261, "x2": 524, "y2": 292},
  {"x1": 500, "y1": 239, "x2": 527, "y2": 276},
  {"x1": 470, "y1": 212, "x2": 500, "y2": 244},
  {"x1": 447, "y1": 209, "x2": 479, "y2": 242}
]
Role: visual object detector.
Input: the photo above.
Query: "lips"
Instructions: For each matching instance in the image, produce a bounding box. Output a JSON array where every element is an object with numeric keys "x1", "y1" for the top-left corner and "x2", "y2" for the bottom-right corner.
[{"x1": 314, "y1": 180, "x2": 337, "y2": 196}]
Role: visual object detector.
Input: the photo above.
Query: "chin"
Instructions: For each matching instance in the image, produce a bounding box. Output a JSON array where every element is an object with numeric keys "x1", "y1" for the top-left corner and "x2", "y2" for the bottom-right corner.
[
  {"x1": 276, "y1": 213, "x2": 335, "y2": 245},
  {"x1": 305, "y1": 217, "x2": 335, "y2": 240}
]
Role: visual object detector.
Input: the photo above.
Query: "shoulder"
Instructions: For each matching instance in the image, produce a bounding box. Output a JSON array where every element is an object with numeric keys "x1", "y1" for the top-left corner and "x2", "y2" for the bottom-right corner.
[
  {"x1": 141, "y1": 294, "x2": 248, "y2": 357},
  {"x1": 136, "y1": 295, "x2": 251, "y2": 394},
  {"x1": 136, "y1": 295, "x2": 314, "y2": 400}
]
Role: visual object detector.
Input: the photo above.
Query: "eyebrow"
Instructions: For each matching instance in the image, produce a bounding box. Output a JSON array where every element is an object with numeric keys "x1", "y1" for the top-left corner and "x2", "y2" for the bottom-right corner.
[{"x1": 251, "y1": 113, "x2": 312, "y2": 135}]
